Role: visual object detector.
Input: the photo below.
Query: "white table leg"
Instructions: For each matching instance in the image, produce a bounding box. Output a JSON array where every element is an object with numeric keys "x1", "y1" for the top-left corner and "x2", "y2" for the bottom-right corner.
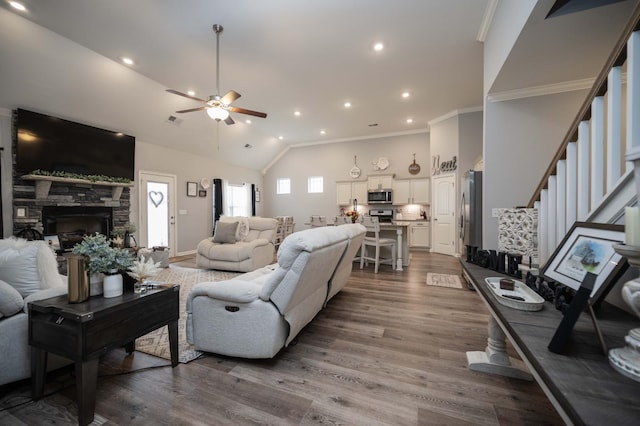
[
  {"x1": 396, "y1": 228, "x2": 403, "y2": 271},
  {"x1": 466, "y1": 316, "x2": 532, "y2": 380}
]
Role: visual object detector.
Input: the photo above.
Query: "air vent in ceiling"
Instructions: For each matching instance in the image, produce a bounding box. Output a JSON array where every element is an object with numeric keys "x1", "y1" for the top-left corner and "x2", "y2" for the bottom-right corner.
[{"x1": 165, "y1": 115, "x2": 183, "y2": 125}]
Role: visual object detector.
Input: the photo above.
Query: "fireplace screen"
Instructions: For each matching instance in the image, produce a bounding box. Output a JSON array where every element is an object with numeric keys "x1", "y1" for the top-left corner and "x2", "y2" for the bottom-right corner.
[{"x1": 42, "y1": 206, "x2": 113, "y2": 251}]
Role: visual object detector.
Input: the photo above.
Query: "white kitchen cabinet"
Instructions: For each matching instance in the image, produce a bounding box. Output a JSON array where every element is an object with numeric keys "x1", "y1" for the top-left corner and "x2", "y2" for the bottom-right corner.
[
  {"x1": 409, "y1": 222, "x2": 430, "y2": 247},
  {"x1": 392, "y1": 178, "x2": 430, "y2": 204},
  {"x1": 411, "y1": 178, "x2": 430, "y2": 204},
  {"x1": 337, "y1": 181, "x2": 367, "y2": 206},
  {"x1": 392, "y1": 179, "x2": 411, "y2": 204},
  {"x1": 368, "y1": 175, "x2": 394, "y2": 190}
]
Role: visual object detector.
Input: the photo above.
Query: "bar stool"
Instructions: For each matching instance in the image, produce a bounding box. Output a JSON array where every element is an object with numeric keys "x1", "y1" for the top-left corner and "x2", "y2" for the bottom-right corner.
[
  {"x1": 309, "y1": 215, "x2": 327, "y2": 227},
  {"x1": 360, "y1": 216, "x2": 396, "y2": 273},
  {"x1": 334, "y1": 216, "x2": 351, "y2": 225}
]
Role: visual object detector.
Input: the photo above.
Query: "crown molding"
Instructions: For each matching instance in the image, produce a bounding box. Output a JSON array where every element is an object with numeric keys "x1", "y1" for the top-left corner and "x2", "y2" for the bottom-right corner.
[
  {"x1": 477, "y1": 0, "x2": 499, "y2": 42},
  {"x1": 488, "y1": 78, "x2": 595, "y2": 102},
  {"x1": 261, "y1": 128, "x2": 430, "y2": 175}
]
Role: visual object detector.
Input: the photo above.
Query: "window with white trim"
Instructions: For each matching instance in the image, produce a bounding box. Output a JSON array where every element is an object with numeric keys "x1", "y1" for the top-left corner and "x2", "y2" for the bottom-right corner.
[
  {"x1": 226, "y1": 182, "x2": 249, "y2": 216},
  {"x1": 276, "y1": 178, "x2": 291, "y2": 194},
  {"x1": 307, "y1": 176, "x2": 323, "y2": 193}
]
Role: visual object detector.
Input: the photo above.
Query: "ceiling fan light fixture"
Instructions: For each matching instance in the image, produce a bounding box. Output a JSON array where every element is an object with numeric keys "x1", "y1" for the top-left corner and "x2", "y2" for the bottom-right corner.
[{"x1": 207, "y1": 107, "x2": 229, "y2": 121}]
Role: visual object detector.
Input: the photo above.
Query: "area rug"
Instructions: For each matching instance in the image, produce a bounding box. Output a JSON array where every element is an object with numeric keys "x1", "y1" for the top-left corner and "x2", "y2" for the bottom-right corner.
[
  {"x1": 426, "y1": 273, "x2": 463, "y2": 289},
  {"x1": 135, "y1": 266, "x2": 241, "y2": 363}
]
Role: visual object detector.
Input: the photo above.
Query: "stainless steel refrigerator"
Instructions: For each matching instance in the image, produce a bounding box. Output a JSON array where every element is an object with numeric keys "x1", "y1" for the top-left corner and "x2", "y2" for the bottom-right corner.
[{"x1": 460, "y1": 170, "x2": 482, "y2": 252}]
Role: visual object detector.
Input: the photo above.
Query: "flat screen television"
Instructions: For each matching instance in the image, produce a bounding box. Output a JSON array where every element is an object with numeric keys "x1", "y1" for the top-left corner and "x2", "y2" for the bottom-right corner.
[{"x1": 15, "y1": 108, "x2": 135, "y2": 180}]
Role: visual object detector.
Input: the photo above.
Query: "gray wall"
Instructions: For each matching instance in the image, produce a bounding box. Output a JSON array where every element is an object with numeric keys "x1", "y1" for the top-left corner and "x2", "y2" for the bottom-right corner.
[
  {"x1": 262, "y1": 133, "x2": 429, "y2": 226},
  {"x1": 482, "y1": 90, "x2": 588, "y2": 250}
]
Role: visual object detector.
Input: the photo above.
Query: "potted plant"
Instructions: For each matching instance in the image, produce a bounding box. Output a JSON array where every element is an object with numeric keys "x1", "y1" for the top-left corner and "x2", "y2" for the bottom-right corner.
[{"x1": 72, "y1": 233, "x2": 134, "y2": 297}]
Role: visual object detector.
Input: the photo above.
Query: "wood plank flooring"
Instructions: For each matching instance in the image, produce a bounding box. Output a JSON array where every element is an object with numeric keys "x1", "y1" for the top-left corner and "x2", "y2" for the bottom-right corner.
[{"x1": 0, "y1": 251, "x2": 563, "y2": 425}]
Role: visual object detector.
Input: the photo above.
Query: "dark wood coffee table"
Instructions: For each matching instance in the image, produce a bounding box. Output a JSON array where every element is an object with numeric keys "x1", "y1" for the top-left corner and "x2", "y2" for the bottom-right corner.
[{"x1": 29, "y1": 284, "x2": 180, "y2": 426}]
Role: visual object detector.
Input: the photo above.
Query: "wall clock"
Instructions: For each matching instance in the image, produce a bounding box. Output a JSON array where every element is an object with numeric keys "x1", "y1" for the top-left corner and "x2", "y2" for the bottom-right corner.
[{"x1": 350, "y1": 156, "x2": 361, "y2": 178}]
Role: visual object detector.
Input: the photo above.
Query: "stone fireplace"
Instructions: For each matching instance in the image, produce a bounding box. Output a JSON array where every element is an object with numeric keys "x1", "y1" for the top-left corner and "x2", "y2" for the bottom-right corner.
[{"x1": 10, "y1": 113, "x2": 133, "y2": 245}]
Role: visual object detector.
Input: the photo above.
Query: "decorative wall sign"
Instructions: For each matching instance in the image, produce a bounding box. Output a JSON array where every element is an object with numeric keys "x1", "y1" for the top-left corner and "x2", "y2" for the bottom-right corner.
[
  {"x1": 187, "y1": 181, "x2": 198, "y2": 197},
  {"x1": 198, "y1": 190, "x2": 207, "y2": 197},
  {"x1": 372, "y1": 157, "x2": 390, "y2": 171},
  {"x1": 350, "y1": 156, "x2": 361, "y2": 178},
  {"x1": 408, "y1": 153, "x2": 421, "y2": 175},
  {"x1": 432, "y1": 155, "x2": 457, "y2": 175}
]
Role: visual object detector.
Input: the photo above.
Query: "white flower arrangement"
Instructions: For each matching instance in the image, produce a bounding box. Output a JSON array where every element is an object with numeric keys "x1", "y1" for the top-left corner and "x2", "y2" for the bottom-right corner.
[{"x1": 127, "y1": 255, "x2": 162, "y2": 283}]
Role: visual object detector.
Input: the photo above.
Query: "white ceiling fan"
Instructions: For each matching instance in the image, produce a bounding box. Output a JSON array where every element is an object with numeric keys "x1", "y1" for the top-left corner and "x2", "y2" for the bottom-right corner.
[{"x1": 166, "y1": 24, "x2": 267, "y2": 125}]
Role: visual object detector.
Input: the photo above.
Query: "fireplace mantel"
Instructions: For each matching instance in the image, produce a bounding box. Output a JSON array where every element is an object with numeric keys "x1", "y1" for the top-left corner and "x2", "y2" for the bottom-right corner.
[{"x1": 22, "y1": 175, "x2": 134, "y2": 201}]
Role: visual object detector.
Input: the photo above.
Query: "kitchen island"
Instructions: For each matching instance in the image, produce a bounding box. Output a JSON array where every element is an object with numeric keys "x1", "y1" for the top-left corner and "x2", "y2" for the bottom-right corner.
[{"x1": 379, "y1": 222, "x2": 410, "y2": 270}]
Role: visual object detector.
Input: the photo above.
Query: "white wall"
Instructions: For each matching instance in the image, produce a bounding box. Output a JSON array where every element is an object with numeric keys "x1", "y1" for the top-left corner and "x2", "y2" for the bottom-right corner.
[{"x1": 262, "y1": 133, "x2": 429, "y2": 226}]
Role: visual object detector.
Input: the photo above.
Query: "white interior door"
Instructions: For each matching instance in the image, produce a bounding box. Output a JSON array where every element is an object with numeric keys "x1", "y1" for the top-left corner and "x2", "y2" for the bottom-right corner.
[
  {"x1": 432, "y1": 174, "x2": 456, "y2": 256},
  {"x1": 138, "y1": 171, "x2": 177, "y2": 257}
]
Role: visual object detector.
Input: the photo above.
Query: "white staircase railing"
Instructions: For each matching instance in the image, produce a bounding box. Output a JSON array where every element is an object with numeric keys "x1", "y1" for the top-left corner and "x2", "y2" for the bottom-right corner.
[{"x1": 528, "y1": 8, "x2": 640, "y2": 266}]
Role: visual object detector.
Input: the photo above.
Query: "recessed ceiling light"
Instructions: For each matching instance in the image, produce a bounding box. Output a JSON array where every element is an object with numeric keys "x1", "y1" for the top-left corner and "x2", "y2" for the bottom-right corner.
[
  {"x1": 187, "y1": 90, "x2": 195, "y2": 96},
  {"x1": 344, "y1": 102, "x2": 352, "y2": 108},
  {"x1": 402, "y1": 92, "x2": 410, "y2": 98},
  {"x1": 9, "y1": 1, "x2": 26, "y2": 11},
  {"x1": 406, "y1": 118, "x2": 413, "y2": 124},
  {"x1": 294, "y1": 111, "x2": 301, "y2": 116},
  {"x1": 320, "y1": 130, "x2": 326, "y2": 135},
  {"x1": 373, "y1": 42, "x2": 384, "y2": 51},
  {"x1": 278, "y1": 136, "x2": 284, "y2": 140},
  {"x1": 245, "y1": 119, "x2": 252, "y2": 124},
  {"x1": 121, "y1": 57, "x2": 134, "y2": 66}
]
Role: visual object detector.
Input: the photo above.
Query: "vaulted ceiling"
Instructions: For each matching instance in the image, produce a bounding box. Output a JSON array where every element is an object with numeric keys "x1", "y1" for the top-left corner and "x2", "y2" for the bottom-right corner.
[{"x1": 1, "y1": 0, "x2": 636, "y2": 171}]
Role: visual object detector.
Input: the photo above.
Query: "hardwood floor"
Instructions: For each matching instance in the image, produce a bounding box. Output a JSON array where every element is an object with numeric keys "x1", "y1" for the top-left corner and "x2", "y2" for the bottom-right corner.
[{"x1": 0, "y1": 251, "x2": 563, "y2": 425}]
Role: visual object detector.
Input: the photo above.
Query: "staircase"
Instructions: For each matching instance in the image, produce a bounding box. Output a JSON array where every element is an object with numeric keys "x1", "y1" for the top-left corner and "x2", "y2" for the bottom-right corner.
[{"x1": 528, "y1": 6, "x2": 640, "y2": 265}]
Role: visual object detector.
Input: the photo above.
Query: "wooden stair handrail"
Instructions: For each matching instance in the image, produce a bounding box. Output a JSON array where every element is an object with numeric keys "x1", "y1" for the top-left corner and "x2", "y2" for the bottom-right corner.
[{"x1": 527, "y1": 3, "x2": 640, "y2": 208}]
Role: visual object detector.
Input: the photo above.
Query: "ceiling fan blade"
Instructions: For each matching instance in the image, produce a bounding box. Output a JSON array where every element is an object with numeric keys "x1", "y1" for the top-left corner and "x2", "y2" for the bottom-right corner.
[
  {"x1": 166, "y1": 89, "x2": 207, "y2": 103},
  {"x1": 220, "y1": 90, "x2": 241, "y2": 105},
  {"x1": 224, "y1": 115, "x2": 235, "y2": 125},
  {"x1": 229, "y1": 106, "x2": 267, "y2": 118},
  {"x1": 176, "y1": 106, "x2": 208, "y2": 113}
]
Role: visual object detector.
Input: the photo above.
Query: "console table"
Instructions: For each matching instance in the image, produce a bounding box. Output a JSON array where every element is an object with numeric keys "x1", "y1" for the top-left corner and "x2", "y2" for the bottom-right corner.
[
  {"x1": 29, "y1": 285, "x2": 179, "y2": 426},
  {"x1": 461, "y1": 260, "x2": 640, "y2": 425}
]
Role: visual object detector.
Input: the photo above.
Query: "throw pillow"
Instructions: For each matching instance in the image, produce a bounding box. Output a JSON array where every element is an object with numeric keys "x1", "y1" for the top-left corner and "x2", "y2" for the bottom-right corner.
[
  {"x1": 213, "y1": 221, "x2": 238, "y2": 244},
  {"x1": 0, "y1": 238, "x2": 64, "y2": 298},
  {"x1": 0, "y1": 279, "x2": 24, "y2": 318},
  {"x1": 236, "y1": 217, "x2": 250, "y2": 241}
]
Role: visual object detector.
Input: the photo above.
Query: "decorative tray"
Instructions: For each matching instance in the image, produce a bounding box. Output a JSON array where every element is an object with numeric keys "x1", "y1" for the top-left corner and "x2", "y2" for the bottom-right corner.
[{"x1": 484, "y1": 277, "x2": 545, "y2": 311}]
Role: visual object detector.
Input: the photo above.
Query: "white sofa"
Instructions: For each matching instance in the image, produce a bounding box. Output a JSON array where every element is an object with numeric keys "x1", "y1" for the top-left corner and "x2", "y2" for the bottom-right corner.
[
  {"x1": 0, "y1": 238, "x2": 72, "y2": 386},
  {"x1": 196, "y1": 216, "x2": 278, "y2": 272},
  {"x1": 186, "y1": 223, "x2": 366, "y2": 358}
]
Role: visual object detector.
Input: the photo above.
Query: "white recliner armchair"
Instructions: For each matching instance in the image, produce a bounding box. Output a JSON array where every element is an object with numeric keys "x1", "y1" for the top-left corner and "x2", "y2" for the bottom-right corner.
[{"x1": 196, "y1": 216, "x2": 278, "y2": 272}]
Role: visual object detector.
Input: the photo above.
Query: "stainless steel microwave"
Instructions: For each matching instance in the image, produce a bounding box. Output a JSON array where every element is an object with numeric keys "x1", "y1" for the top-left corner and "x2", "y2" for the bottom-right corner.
[{"x1": 367, "y1": 189, "x2": 393, "y2": 204}]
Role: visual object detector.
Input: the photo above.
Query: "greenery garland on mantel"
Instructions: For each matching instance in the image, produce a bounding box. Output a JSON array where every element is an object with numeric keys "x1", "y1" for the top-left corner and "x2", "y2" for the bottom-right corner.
[{"x1": 26, "y1": 170, "x2": 132, "y2": 184}]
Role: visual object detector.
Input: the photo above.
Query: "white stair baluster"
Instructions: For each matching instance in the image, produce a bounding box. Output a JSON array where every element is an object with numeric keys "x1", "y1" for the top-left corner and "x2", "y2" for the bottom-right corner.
[
  {"x1": 607, "y1": 66, "x2": 623, "y2": 188},
  {"x1": 591, "y1": 96, "x2": 605, "y2": 210},
  {"x1": 566, "y1": 141, "x2": 577, "y2": 230},
  {"x1": 557, "y1": 160, "x2": 567, "y2": 239},
  {"x1": 539, "y1": 191, "x2": 548, "y2": 265},
  {"x1": 577, "y1": 121, "x2": 590, "y2": 221},
  {"x1": 548, "y1": 175, "x2": 557, "y2": 253}
]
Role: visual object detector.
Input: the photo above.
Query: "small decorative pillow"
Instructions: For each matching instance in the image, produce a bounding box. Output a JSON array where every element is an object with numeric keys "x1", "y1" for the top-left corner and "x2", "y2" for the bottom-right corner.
[
  {"x1": 0, "y1": 279, "x2": 24, "y2": 318},
  {"x1": 236, "y1": 217, "x2": 250, "y2": 241},
  {"x1": 0, "y1": 238, "x2": 64, "y2": 297},
  {"x1": 213, "y1": 221, "x2": 238, "y2": 244}
]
